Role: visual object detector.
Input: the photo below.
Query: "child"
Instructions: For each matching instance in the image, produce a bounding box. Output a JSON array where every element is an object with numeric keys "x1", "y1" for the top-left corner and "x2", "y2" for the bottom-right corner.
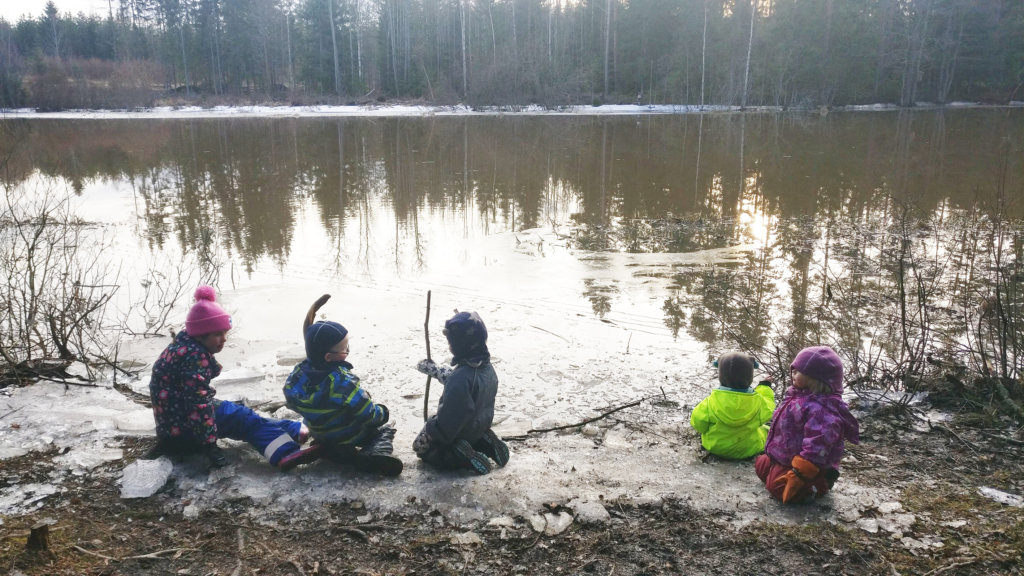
[
  {"x1": 755, "y1": 346, "x2": 860, "y2": 503},
  {"x1": 690, "y1": 351, "x2": 775, "y2": 459},
  {"x1": 282, "y1": 304, "x2": 402, "y2": 476},
  {"x1": 148, "y1": 286, "x2": 319, "y2": 470},
  {"x1": 413, "y1": 311, "x2": 509, "y2": 475}
]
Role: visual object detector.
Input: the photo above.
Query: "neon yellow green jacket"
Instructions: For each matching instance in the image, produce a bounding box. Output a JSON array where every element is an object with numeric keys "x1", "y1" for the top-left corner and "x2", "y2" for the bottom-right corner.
[{"x1": 690, "y1": 385, "x2": 776, "y2": 459}]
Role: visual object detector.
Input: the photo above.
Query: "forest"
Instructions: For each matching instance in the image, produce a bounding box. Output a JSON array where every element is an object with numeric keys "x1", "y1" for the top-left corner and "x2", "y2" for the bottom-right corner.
[{"x1": 0, "y1": 0, "x2": 1022, "y2": 111}]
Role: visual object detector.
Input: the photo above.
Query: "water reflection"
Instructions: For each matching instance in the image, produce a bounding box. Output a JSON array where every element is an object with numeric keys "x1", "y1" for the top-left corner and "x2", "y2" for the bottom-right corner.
[{"x1": 2, "y1": 110, "x2": 1020, "y2": 374}]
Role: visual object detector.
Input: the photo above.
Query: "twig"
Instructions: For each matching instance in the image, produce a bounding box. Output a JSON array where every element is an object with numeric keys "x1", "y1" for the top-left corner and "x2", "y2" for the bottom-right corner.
[
  {"x1": 72, "y1": 545, "x2": 195, "y2": 561},
  {"x1": 73, "y1": 545, "x2": 117, "y2": 561},
  {"x1": 0, "y1": 406, "x2": 24, "y2": 420},
  {"x1": 979, "y1": 430, "x2": 1024, "y2": 447},
  {"x1": 922, "y1": 558, "x2": 978, "y2": 576},
  {"x1": 528, "y1": 398, "x2": 646, "y2": 434},
  {"x1": 423, "y1": 290, "x2": 432, "y2": 422},
  {"x1": 930, "y1": 422, "x2": 979, "y2": 455},
  {"x1": 289, "y1": 558, "x2": 307, "y2": 575},
  {"x1": 334, "y1": 526, "x2": 368, "y2": 541},
  {"x1": 124, "y1": 548, "x2": 194, "y2": 560},
  {"x1": 529, "y1": 325, "x2": 569, "y2": 343}
]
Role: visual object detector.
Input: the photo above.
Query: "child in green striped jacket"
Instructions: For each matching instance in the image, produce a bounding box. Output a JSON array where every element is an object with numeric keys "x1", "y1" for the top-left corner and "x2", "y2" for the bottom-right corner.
[{"x1": 282, "y1": 319, "x2": 402, "y2": 476}]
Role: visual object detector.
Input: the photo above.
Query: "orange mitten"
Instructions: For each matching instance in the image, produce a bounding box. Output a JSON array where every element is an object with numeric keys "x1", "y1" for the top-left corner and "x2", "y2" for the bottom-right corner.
[{"x1": 772, "y1": 455, "x2": 820, "y2": 503}]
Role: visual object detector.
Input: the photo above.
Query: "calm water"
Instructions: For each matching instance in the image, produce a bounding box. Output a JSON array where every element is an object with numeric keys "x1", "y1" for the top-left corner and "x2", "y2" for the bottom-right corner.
[{"x1": 4, "y1": 109, "x2": 1021, "y2": 380}]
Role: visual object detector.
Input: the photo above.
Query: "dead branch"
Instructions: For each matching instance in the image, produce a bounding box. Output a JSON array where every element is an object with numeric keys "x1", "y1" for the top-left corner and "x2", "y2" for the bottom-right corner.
[
  {"x1": 922, "y1": 557, "x2": 978, "y2": 576},
  {"x1": 929, "y1": 422, "x2": 980, "y2": 455},
  {"x1": 423, "y1": 290, "x2": 432, "y2": 422},
  {"x1": 73, "y1": 544, "x2": 195, "y2": 562},
  {"x1": 979, "y1": 431, "x2": 1024, "y2": 448},
  {"x1": 528, "y1": 398, "x2": 646, "y2": 434},
  {"x1": 73, "y1": 545, "x2": 117, "y2": 561},
  {"x1": 529, "y1": 325, "x2": 569, "y2": 343}
]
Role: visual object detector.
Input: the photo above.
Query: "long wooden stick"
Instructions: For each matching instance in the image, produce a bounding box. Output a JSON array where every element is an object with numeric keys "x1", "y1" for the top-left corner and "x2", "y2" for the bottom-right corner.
[
  {"x1": 303, "y1": 294, "x2": 332, "y2": 335},
  {"x1": 422, "y1": 290, "x2": 432, "y2": 422},
  {"x1": 527, "y1": 398, "x2": 645, "y2": 434}
]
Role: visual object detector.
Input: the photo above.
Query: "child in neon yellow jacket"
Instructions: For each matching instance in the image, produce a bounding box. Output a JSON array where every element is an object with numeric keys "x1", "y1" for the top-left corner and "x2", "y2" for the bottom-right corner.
[{"x1": 690, "y1": 352, "x2": 775, "y2": 459}]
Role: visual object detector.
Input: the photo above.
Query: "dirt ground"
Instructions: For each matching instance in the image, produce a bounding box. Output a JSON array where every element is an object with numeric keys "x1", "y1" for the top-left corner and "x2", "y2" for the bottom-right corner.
[{"x1": 2, "y1": 404, "x2": 1023, "y2": 576}]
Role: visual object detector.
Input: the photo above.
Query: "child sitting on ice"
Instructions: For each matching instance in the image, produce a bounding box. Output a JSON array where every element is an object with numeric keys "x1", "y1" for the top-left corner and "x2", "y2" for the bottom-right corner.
[
  {"x1": 282, "y1": 296, "x2": 402, "y2": 476},
  {"x1": 413, "y1": 311, "x2": 509, "y2": 475},
  {"x1": 148, "y1": 285, "x2": 319, "y2": 470},
  {"x1": 690, "y1": 351, "x2": 775, "y2": 459},
  {"x1": 755, "y1": 346, "x2": 860, "y2": 503}
]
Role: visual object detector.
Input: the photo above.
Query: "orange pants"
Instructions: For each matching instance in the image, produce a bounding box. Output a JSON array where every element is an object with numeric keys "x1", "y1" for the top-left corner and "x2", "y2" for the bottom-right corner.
[{"x1": 755, "y1": 454, "x2": 835, "y2": 502}]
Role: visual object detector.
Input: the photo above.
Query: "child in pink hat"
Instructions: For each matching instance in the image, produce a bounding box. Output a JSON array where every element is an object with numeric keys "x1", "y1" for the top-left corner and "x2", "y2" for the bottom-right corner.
[
  {"x1": 147, "y1": 285, "x2": 319, "y2": 470},
  {"x1": 754, "y1": 346, "x2": 860, "y2": 503}
]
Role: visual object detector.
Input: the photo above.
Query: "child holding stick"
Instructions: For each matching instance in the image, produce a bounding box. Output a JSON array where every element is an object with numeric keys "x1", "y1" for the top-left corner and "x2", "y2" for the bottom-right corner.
[{"x1": 413, "y1": 311, "x2": 509, "y2": 474}]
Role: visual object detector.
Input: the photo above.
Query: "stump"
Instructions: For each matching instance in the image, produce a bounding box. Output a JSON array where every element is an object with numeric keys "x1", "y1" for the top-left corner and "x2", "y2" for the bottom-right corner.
[{"x1": 26, "y1": 518, "x2": 56, "y2": 551}]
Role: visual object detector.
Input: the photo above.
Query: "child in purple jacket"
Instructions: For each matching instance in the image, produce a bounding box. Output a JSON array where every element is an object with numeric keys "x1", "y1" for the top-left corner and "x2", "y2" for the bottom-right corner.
[{"x1": 755, "y1": 346, "x2": 860, "y2": 503}]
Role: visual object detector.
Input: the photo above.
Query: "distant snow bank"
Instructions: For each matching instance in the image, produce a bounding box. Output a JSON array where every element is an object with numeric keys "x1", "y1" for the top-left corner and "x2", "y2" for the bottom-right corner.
[{"x1": 2, "y1": 101, "x2": 1020, "y2": 119}]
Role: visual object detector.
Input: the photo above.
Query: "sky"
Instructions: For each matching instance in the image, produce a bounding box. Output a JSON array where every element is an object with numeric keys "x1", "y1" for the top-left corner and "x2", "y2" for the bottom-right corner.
[{"x1": 1, "y1": 0, "x2": 109, "y2": 22}]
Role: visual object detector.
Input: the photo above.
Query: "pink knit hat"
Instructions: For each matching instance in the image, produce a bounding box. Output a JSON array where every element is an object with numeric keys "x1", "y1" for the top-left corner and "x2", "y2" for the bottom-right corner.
[
  {"x1": 185, "y1": 285, "x2": 232, "y2": 336},
  {"x1": 791, "y1": 346, "x2": 844, "y2": 393}
]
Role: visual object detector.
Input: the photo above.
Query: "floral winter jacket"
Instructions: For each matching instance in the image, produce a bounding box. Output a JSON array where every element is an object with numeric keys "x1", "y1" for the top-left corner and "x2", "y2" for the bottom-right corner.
[
  {"x1": 764, "y1": 387, "x2": 860, "y2": 470},
  {"x1": 149, "y1": 330, "x2": 221, "y2": 445}
]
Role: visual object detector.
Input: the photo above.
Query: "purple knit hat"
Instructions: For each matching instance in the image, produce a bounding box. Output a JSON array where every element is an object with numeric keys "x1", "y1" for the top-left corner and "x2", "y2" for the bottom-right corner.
[
  {"x1": 791, "y1": 346, "x2": 844, "y2": 393},
  {"x1": 185, "y1": 285, "x2": 232, "y2": 336}
]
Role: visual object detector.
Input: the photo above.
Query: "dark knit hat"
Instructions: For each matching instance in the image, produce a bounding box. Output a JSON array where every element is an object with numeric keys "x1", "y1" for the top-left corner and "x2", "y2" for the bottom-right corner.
[
  {"x1": 717, "y1": 352, "x2": 755, "y2": 389},
  {"x1": 304, "y1": 320, "x2": 348, "y2": 369},
  {"x1": 444, "y1": 311, "x2": 489, "y2": 365},
  {"x1": 791, "y1": 346, "x2": 844, "y2": 393}
]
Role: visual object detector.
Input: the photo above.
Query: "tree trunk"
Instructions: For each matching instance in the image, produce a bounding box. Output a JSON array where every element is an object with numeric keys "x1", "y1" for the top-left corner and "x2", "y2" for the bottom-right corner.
[
  {"x1": 461, "y1": 0, "x2": 468, "y2": 97},
  {"x1": 328, "y1": 0, "x2": 341, "y2": 95},
  {"x1": 603, "y1": 0, "x2": 611, "y2": 97},
  {"x1": 742, "y1": 0, "x2": 755, "y2": 108}
]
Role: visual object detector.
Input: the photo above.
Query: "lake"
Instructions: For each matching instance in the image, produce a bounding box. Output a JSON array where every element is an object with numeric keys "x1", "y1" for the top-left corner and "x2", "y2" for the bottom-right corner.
[{"x1": 3, "y1": 108, "x2": 1021, "y2": 386}]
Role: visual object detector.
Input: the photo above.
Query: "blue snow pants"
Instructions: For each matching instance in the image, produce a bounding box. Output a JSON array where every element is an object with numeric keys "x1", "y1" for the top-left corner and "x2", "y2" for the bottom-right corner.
[{"x1": 214, "y1": 400, "x2": 302, "y2": 466}]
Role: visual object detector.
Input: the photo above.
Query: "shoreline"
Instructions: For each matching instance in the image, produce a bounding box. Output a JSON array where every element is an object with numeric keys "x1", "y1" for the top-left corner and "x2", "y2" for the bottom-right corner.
[{"x1": 2, "y1": 101, "x2": 1023, "y2": 120}]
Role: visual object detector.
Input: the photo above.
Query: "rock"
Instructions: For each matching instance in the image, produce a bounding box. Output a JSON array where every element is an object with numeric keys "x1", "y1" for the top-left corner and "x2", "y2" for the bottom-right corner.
[
  {"x1": 855, "y1": 518, "x2": 879, "y2": 533},
  {"x1": 878, "y1": 513, "x2": 916, "y2": 534},
  {"x1": 581, "y1": 424, "x2": 600, "y2": 437},
  {"x1": 356, "y1": 514, "x2": 373, "y2": 524},
  {"x1": 487, "y1": 516, "x2": 517, "y2": 528},
  {"x1": 450, "y1": 531, "x2": 482, "y2": 546},
  {"x1": 977, "y1": 486, "x2": 1024, "y2": 507},
  {"x1": 567, "y1": 499, "x2": 610, "y2": 524},
  {"x1": 529, "y1": 514, "x2": 546, "y2": 533},
  {"x1": 878, "y1": 501, "x2": 903, "y2": 514},
  {"x1": 542, "y1": 512, "x2": 573, "y2": 535},
  {"x1": 120, "y1": 457, "x2": 173, "y2": 498},
  {"x1": 113, "y1": 410, "x2": 157, "y2": 432}
]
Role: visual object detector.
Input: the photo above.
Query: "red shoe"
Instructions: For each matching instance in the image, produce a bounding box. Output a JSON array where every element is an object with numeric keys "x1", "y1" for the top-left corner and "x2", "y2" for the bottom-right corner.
[{"x1": 278, "y1": 443, "x2": 323, "y2": 471}]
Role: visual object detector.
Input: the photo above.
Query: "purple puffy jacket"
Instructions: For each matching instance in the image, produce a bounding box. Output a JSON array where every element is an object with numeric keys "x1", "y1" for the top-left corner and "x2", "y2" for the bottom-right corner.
[{"x1": 764, "y1": 387, "x2": 860, "y2": 470}]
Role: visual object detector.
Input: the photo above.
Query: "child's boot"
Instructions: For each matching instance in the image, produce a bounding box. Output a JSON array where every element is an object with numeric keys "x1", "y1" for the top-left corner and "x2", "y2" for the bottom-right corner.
[
  {"x1": 204, "y1": 443, "x2": 228, "y2": 468},
  {"x1": 473, "y1": 429, "x2": 510, "y2": 467},
  {"x1": 278, "y1": 443, "x2": 323, "y2": 471},
  {"x1": 453, "y1": 439, "x2": 493, "y2": 475},
  {"x1": 354, "y1": 426, "x2": 403, "y2": 476}
]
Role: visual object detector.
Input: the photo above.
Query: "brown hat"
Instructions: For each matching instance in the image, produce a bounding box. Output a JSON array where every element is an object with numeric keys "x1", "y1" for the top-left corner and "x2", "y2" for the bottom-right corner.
[{"x1": 717, "y1": 352, "x2": 755, "y2": 389}]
